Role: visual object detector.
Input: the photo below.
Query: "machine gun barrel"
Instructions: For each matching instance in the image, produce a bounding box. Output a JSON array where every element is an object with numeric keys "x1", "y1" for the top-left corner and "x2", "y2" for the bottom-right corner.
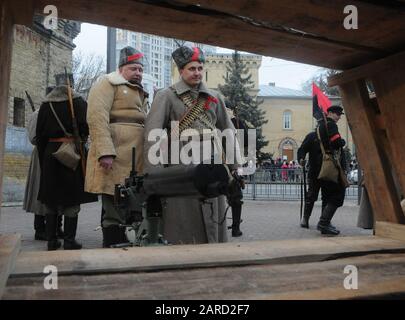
[{"x1": 143, "y1": 164, "x2": 230, "y2": 199}]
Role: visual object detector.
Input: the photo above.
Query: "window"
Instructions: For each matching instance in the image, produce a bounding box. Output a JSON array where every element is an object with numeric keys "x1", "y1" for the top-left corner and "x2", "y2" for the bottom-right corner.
[
  {"x1": 283, "y1": 111, "x2": 292, "y2": 130},
  {"x1": 13, "y1": 97, "x2": 25, "y2": 127}
]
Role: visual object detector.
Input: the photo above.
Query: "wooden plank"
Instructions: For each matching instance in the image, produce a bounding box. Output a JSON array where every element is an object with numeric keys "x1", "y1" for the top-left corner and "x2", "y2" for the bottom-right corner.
[
  {"x1": 372, "y1": 64, "x2": 405, "y2": 199},
  {"x1": 4, "y1": 252, "x2": 405, "y2": 299},
  {"x1": 328, "y1": 50, "x2": 405, "y2": 86},
  {"x1": 0, "y1": 234, "x2": 21, "y2": 298},
  {"x1": 375, "y1": 221, "x2": 405, "y2": 242},
  {"x1": 338, "y1": 80, "x2": 405, "y2": 224},
  {"x1": 175, "y1": 0, "x2": 405, "y2": 53},
  {"x1": 11, "y1": 236, "x2": 405, "y2": 277},
  {"x1": 31, "y1": 0, "x2": 380, "y2": 70},
  {"x1": 0, "y1": 0, "x2": 15, "y2": 208},
  {"x1": 9, "y1": 0, "x2": 34, "y2": 26}
]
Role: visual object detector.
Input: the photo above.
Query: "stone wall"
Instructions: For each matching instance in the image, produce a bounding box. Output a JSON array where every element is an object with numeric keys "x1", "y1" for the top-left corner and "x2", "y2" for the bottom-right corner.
[{"x1": 8, "y1": 19, "x2": 79, "y2": 126}]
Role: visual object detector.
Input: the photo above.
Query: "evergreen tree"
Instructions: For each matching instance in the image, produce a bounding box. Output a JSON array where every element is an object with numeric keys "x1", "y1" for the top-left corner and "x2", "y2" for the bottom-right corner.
[{"x1": 218, "y1": 51, "x2": 270, "y2": 163}]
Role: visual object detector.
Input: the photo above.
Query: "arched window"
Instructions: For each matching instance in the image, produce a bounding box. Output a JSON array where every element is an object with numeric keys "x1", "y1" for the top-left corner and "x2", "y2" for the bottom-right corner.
[{"x1": 283, "y1": 110, "x2": 292, "y2": 130}]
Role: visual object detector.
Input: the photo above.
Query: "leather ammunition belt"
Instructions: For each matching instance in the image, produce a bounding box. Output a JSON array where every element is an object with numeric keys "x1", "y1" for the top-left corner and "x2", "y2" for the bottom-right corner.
[{"x1": 170, "y1": 90, "x2": 215, "y2": 133}]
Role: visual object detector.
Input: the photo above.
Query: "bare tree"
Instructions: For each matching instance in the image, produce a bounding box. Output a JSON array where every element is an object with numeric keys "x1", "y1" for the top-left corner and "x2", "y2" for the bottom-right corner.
[
  {"x1": 72, "y1": 51, "x2": 106, "y2": 98},
  {"x1": 302, "y1": 68, "x2": 341, "y2": 97}
]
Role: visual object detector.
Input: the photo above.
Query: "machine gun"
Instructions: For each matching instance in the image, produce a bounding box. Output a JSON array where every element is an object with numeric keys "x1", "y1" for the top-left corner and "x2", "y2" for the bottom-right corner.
[{"x1": 114, "y1": 147, "x2": 243, "y2": 247}]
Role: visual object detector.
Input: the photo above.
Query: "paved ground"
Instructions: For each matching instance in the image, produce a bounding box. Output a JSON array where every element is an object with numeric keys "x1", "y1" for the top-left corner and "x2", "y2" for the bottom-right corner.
[{"x1": 0, "y1": 199, "x2": 372, "y2": 252}]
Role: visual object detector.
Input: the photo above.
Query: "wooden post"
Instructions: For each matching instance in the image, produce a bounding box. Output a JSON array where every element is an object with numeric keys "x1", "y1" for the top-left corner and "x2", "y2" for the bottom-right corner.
[
  {"x1": 338, "y1": 80, "x2": 404, "y2": 224},
  {"x1": 0, "y1": 1, "x2": 15, "y2": 210},
  {"x1": 371, "y1": 63, "x2": 405, "y2": 201}
]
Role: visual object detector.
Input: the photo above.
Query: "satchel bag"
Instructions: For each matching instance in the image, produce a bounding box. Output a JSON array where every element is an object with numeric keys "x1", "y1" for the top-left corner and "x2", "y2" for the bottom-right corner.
[
  {"x1": 316, "y1": 127, "x2": 339, "y2": 184},
  {"x1": 49, "y1": 102, "x2": 81, "y2": 170},
  {"x1": 316, "y1": 126, "x2": 350, "y2": 188}
]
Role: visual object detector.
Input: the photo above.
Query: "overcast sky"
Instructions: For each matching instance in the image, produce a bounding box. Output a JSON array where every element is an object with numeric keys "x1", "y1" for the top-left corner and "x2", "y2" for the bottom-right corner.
[{"x1": 73, "y1": 23, "x2": 321, "y2": 91}]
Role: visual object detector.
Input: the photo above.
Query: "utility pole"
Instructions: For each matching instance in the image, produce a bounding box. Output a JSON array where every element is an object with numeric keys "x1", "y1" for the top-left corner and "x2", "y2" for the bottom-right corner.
[{"x1": 106, "y1": 27, "x2": 117, "y2": 73}]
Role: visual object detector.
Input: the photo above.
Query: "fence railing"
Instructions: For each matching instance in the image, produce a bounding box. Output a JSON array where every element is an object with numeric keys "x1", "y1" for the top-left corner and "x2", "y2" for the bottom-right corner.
[{"x1": 242, "y1": 168, "x2": 359, "y2": 201}]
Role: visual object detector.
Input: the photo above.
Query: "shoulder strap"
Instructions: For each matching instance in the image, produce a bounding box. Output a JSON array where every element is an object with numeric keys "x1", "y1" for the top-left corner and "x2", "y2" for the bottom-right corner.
[
  {"x1": 49, "y1": 102, "x2": 71, "y2": 137},
  {"x1": 316, "y1": 126, "x2": 327, "y2": 156}
]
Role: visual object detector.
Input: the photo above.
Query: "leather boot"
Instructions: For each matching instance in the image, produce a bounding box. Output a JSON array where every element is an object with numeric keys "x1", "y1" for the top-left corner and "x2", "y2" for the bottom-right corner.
[
  {"x1": 102, "y1": 225, "x2": 128, "y2": 248},
  {"x1": 231, "y1": 204, "x2": 243, "y2": 237},
  {"x1": 46, "y1": 214, "x2": 61, "y2": 251},
  {"x1": 63, "y1": 216, "x2": 82, "y2": 250},
  {"x1": 319, "y1": 202, "x2": 337, "y2": 231},
  {"x1": 300, "y1": 201, "x2": 314, "y2": 228},
  {"x1": 317, "y1": 204, "x2": 340, "y2": 235},
  {"x1": 57, "y1": 215, "x2": 64, "y2": 239},
  {"x1": 34, "y1": 215, "x2": 47, "y2": 240}
]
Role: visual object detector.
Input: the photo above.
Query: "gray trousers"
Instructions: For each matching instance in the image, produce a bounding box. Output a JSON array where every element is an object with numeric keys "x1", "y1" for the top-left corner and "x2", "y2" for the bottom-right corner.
[{"x1": 101, "y1": 194, "x2": 125, "y2": 227}]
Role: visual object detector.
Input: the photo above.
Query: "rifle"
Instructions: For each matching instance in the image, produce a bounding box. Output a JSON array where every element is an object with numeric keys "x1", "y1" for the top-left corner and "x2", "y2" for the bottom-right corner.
[
  {"x1": 64, "y1": 68, "x2": 86, "y2": 177},
  {"x1": 25, "y1": 91, "x2": 36, "y2": 112}
]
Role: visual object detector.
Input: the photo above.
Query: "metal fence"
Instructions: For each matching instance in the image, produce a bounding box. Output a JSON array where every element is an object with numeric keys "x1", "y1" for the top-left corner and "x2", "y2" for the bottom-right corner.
[{"x1": 242, "y1": 169, "x2": 359, "y2": 201}]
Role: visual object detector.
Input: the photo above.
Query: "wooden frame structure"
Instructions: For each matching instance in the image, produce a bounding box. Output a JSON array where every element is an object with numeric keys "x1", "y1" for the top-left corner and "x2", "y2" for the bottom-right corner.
[{"x1": 1, "y1": 0, "x2": 405, "y2": 299}]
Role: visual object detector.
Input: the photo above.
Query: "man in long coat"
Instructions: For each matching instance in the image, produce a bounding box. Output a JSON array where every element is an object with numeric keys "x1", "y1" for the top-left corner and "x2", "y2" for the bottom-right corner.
[
  {"x1": 36, "y1": 75, "x2": 98, "y2": 251},
  {"x1": 144, "y1": 46, "x2": 238, "y2": 244},
  {"x1": 23, "y1": 87, "x2": 63, "y2": 241},
  {"x1": 85, "y1": 46, "x2": 149, "y2": 247}
]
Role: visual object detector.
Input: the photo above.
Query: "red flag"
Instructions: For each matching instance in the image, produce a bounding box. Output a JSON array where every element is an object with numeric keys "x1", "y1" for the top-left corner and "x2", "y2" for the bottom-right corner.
[{"x1": 312, "y1": 83, "x2": 331, "y2": 119}]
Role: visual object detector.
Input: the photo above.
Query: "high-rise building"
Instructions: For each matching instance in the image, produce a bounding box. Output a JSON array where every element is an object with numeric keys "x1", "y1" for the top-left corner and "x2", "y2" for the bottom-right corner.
[{"x1": 115, "y1": 29, "x2": 216, "y2": 89}]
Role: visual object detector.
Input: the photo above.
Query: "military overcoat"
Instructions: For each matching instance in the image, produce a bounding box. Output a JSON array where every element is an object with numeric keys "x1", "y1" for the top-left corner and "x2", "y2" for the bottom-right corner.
[
  {"x1": 144, "y1": 79, "x2": 238, "y2": 244},
  {"x1": 85, "y1": 71, "x2": 149, "y2": 195}
]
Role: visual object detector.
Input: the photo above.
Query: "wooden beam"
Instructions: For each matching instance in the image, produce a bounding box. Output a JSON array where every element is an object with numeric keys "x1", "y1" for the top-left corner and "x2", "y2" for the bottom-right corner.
[
  {"x1": 375, "y1": 221, "x2": 405, "y2": 242},
  {"x1": 0, "y1": 234, "x2": 21, "y2": 298},
  {"x1": 175, "y1": 0, "x2": 405, "y2": 53},
  {"x1": 371, "y1": 62, "x2": 405, "y2": 199},
  {"x1": 328, "y1": 50, "x2": 405, "y2": 86},
  {"x1": 0, "y1": 0, "x2": 15, "y2": 208},
  {"x1": 5, "y1": 252, "x2": 405, "y2": 299},
  {"x1": 11, "y1": 236, "x2": 405, "y2": 277},
  {"x1": 32, "y1": 0, "x2": 379, "y2": 70},
  {"x1": 9, "y1": 0, "x2": 35, "y2": 26},
  {"x1": 338, "y1": 80, "x2": 405, "y2": 224}
]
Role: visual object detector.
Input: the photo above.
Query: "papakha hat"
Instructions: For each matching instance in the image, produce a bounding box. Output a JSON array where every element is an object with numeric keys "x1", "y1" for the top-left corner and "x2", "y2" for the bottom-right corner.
[
  {"x1": 55, "y1": 73, "x2": 74, "y2": 87},
  {"x1": 172, "y1": 46, "x2": 205, "y2": 69},
  {"x1": 119, "y1": 46, "x2": 144, "y2": 67}
]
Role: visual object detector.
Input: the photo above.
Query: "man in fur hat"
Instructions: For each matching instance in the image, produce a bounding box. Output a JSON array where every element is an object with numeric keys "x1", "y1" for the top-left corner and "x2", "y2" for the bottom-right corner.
[
  {"x1": 85, "y1": 46, "x2": 149, "y2": 247},
  {"x1": 36, "y1": 75, "x2": 98, "y2": 251},
  {"x1": 144, "y1": 46, "x2": 239, "y2": 244}
]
